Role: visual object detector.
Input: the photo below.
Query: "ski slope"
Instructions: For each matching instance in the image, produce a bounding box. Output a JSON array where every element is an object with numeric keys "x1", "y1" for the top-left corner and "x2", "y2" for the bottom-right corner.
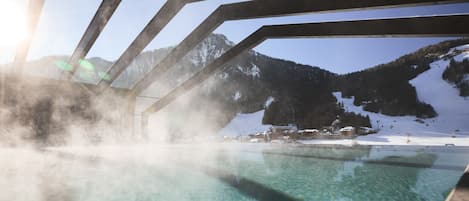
[
  {"x1": 220, "y1": 46, "x2": 469, "y2": 145},
  {"x1": 304, "y1": 46, "x2": 469, "y2": 146}
]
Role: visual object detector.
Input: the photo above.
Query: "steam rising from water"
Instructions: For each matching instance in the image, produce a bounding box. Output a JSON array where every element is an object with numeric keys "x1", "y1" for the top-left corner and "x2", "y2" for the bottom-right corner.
[
  {"x1": 0, "y1": 66, "x2": 233, "y2": 200},
  {"x1": 2, "y1": 144, "x2": 468, "y2": 201}
]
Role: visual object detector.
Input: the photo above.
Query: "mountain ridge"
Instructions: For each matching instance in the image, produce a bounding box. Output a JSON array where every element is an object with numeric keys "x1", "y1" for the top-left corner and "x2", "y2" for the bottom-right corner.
[{"x1": 15, "y1": 34, "x2": 469, "y2": 140}]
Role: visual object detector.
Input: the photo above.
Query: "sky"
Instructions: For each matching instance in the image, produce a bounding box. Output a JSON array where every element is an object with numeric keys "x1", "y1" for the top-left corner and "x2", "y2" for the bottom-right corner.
[{"x1": 13, "y1": 0, "x2": 469, "y2": 74}]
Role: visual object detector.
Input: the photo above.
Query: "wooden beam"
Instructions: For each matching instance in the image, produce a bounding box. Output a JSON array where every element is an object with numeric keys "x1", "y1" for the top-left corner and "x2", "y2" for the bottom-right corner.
[
  {"x1": 142, "y1": 14, "x2": 469, "y2": 114},
  {"x1": 13, "y1": 0, "x2": 45, "y2": 74},
  {"x1": 129, "y1": 0, "x2": 469, "y2": 95},
  {"x1": 66, "y1": 0, "x2": 121, "y2": 80},
  {"x1": 98, "y1": 0, "x2": 204, "y2": 87}
]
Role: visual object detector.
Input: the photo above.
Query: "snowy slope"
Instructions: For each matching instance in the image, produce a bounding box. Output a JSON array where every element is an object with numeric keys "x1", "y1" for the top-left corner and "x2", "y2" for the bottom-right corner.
[
  {"x1": 327, "y1": 92, "x2": 469, "y2": 146},
  {"x1": 302, "y1": 45, "x2": 469, "y2": 146},
  {"x1": 410, "y1": 59, "x2": 469, "y2": 133},
  {"x1": 334, "y1": 92, "x2": 429, "y2": 135},
  {"x1": 219, "y1": 96, "x2": 276, "y2": 136},
  {"x1": 219, "y1": 110, "x2": 272, "y2": 136},
  {"x1": 218, "y1": 45, "x2": 469, "y2": 145},
  {"x1": 332, "y1": 48, "x2": 468, "y2": 135}
]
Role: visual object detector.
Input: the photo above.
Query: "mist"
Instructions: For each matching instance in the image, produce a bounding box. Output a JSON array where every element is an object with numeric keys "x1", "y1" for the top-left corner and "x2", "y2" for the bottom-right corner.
[
  {"x1": 0, "y1": 51, "x2": 239, "y2": 201},
  {"x1": 1, "y1": 0, "x2": 468, "y2": 197}
]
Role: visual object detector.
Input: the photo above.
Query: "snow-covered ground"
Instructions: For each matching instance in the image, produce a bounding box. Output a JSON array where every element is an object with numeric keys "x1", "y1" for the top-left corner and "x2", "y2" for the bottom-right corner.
[
  {"x1": 219, "y1": 97, "x2": 275, "y2": 136},
  {"x1": 219, "y1": 110, "x2": 272, "y2": 136},
  {"x1": 303, "y1": 46, "x2": 469, "y2": 146},
  {"x1": 219, "y1": 46, "x2": 469, "y2": 146}
]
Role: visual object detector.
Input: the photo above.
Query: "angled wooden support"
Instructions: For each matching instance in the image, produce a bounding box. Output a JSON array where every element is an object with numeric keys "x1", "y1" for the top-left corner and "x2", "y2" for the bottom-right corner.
[
  {"x1": 128, "y1": 0, "x2": 469, "y2": 95},
  {"x1": 142, "y1": 14, "x2": 469, "y2": 114},
  {"x1": 98, "y1": 0, "x2": 204, "y2": 87},
  {"x1": 13, "y1": 0, "x2": 45, "y2": 75},
  {"x1": 66, "y1": 0, "x2": 121, "y2": 80},
  {"x1": 446, "y1": 165, "x2": 469, "y2": 201}
]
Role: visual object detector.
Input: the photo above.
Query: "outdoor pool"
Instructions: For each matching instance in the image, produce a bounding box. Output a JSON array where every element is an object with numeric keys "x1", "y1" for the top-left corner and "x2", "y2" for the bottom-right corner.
[{"x1": 2, "y1": 144, "x2": 468, "y2": 201}]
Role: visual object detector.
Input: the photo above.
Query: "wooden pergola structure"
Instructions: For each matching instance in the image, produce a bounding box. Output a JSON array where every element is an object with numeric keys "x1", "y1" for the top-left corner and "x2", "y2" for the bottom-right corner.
[
  {"x1": 7, "y1": 1, "x2": 469, "y2": 198},
  {"x1": 11, "y1": 0, "x2": 469, "y2": 137}
]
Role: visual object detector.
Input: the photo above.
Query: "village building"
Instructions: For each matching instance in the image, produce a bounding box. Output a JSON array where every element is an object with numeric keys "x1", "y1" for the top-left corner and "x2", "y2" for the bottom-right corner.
[
  {"x1": 357, "y1": 127, "x2": 377, "y2": 135},
  {"x1": 269, "y1": 124, "x2": 298, "y2": 134},
  {"x1": 249, "y1": 132, "x2": 268, "y2": 142},
  {"x1": 299, "y1": 129, "x2": 320, "y2": 135},
  {"x1": 339, "y1": 126, "x2": 356, "y2": 136}
]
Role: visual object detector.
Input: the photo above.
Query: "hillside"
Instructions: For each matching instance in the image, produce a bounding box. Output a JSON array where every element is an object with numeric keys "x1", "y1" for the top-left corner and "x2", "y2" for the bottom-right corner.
[
  {"x1": 442, "y1": 45, "x2": 469, "y2": 96},
  {"x1": 12, "y1": 35, "x2": 469, "y2": 141},
  {"x1": 317, "y1": 44, "x2": 469, "y2": 145},
  {"x1": 220, "y1": 38, "x2": 469, "y2": 137}
]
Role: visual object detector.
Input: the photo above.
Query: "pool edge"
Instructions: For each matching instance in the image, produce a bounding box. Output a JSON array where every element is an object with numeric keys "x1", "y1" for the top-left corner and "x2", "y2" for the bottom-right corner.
[{"x1": 446, "y1": 164, "x2": 469, "y2": 201}]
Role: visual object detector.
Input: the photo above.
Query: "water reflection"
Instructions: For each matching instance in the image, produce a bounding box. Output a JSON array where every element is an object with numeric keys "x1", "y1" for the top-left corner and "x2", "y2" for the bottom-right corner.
[
  {"x1": 1, "y1": 145, "x2": 468, "y2": 201},
  {"x1": 206, "y1": 145, "x2": 464, "y2": 200}
]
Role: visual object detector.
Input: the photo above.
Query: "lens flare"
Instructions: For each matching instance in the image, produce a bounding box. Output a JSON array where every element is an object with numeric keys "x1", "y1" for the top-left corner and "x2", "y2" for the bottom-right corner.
[
  {"x1": 78, "y1": 59, "x2": 95, "y2": 71},
  {"x1": 54, "y1": 60, "x2": 73, "y2": 71},
  {"x1": 0, "y1": 1, "x2": 28, "y2": 48}
]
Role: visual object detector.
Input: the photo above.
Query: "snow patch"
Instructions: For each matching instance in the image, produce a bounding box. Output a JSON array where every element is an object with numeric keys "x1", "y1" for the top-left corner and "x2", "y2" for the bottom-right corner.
[
  {"x1": 463, "y1": 74, "x2": 469, "y2": 83},
  {"x1": 250, "y1": 64, "x2": 261, "y2": 77},
  {"x1": 219, "y1": 110, "x2": 272, "y2": 136},
  {"x1": 333, "y1": 92, "x2": 427, "y2": 135},
  {"x1": 193, "y1": 36, "x2": 228, "y2": 66},
  {"x1": 236, "y1": 64, "x2": 261, "y2": 77},
  {"x1": 237, "y1": 65, "x2": 244, "y2": 72},
  {"x1": 233, "y1": 91, "x2": 241, "y2": 101},
  {"x1": 218, "y1": 72, "x2": 228, "y2": 80},
  {"x1": 454, "y1": 52, "x2": 469, "y2": 62},
  {"x1": 445, "y1": 44, "x2": 469, "y2": 62},
  {"x1": 199, "y1": 43, "x2": 209, "y2": 65},
  {"x1": 264, "y1": 96, "x2": 275, "y2": 108},
  {"x1": 455, "y1": 44, "x2": 469, "y2": 51}
]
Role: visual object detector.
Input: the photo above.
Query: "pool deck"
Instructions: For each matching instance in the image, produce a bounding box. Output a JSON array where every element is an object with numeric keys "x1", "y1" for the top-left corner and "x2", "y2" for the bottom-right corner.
[{"x1": 446, "y1": 165, "x2": 469, "y2": 201}]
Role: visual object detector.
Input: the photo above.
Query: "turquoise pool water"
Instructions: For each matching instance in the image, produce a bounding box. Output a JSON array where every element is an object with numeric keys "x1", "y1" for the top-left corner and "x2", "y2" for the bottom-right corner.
[{"x1": 2, "y1": 144, "x2": 469, "y2": 201}]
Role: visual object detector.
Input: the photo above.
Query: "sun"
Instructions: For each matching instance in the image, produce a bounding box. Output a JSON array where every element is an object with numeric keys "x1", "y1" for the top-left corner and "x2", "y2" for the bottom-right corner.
[{"x1": 0, "y1": 0, "x2": 28, "y2": 48}]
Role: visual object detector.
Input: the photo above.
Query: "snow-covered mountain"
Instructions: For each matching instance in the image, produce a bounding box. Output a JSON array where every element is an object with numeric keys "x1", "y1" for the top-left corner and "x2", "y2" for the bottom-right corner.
[
  {"x1": 220, "y1": 39, "x2": 469, "y2": 138},
  {"x1": 14, "y1": 35, "x2": 469, "y2": 142},
  {"x1": 323, "y1": 45, "x2": 469, "y2": 145}
]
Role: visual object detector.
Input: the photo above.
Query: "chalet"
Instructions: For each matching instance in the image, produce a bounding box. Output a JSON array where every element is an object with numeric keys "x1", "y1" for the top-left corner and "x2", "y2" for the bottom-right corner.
[
  {"x1": 249, "y1": 132, "x2": 268, "y2": 142},
  {"x1": 269, "y1": 124, "x2": 298, "y2": 134},
  {"x1": 339, "y1": 126, "x2": 356, "y2": 136},
  {"x1": 357, "y1": 127, "x2": 377, "y2": 135},
  {"x1": 270, "y1": 139, "x2": 285, "y2": 144},
  {"x1": 269, "y1": 132, "x2": 284, "y2": 140},
  {"x1": 298, "y1": 129, "x2": 320, "y2": 136},
  {"x1": 250, "y1": 138, "x2": 263, "y2": 143}
]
